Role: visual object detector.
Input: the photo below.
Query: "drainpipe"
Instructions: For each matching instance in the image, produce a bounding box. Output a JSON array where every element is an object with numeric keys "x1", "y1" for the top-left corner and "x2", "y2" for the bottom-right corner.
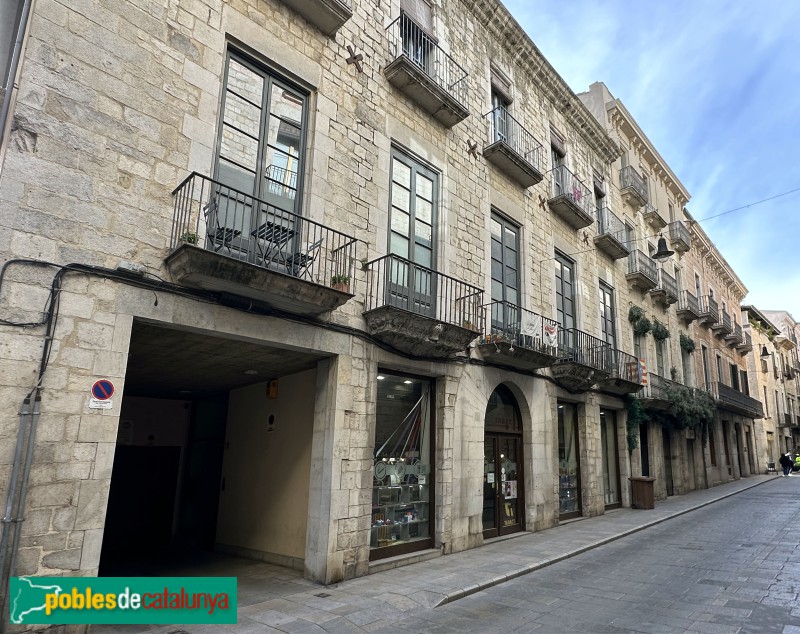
[
  {"x1": 0, "y1": 270, "x2": 60, "y2": 631},
  {"x1": 0, "y1": 0, "x2": 35, "y2": 177}
]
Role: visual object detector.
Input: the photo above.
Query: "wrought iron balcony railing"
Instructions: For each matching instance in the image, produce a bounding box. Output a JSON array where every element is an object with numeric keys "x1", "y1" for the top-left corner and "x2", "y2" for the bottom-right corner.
[
  {"x1": 620, "y1": 166, "x2": 648, "y2": 203},
  {"x1": 627, "y1": 249, "x2": 658, "y2": 286},
  {"x1": 668, "y1": 220, "x2": 691, "y2": 252},
  {"x1": 484, "y1": 107, "x2": 545, "y2": 175},
  {"x1": 386, "y1": 13, "x2": 468, "y2": 111},
  {"x1": 549, "y1": 165, "x2": 594, "y2": 213},
  {"x1": 641, "y1": 373, "x2": 683, "y2": 401},
  {"x1": 606, "y1": 349, "x2": 644, "y2": 385},
  {"x1": 556, "y1": 328, "x2": 610, "y2": 373},
  {"x1": 710, "y1": 382, "x2": 764, "y2": 418},
  {"x1": 597, "y1": 206, "x2": 626, "y2": 242},
  {"x1": 170, "y1": 172, "x2": 357, "y2": 287},
  {"x1": 700, "y1": 295, "x2": 719, "y2": 323},
  {"x1": 657, "y1": 269, "x2": 678, "y2": 302},
  {"x1": 678, "y1": 290, "x2": 700, "y2": 315},
  {"x1": 483, "y1": 301, "x2": 559, "y2": 356},
  {"x1": 364, "y1": 253, "x2": 484, "y2": 329},
  {"x1": 721, "y1": 310, "x2": 732, "y2": 332},
  {"x1": 739, "y1": 331, "x2": 753, "y2": 351}
]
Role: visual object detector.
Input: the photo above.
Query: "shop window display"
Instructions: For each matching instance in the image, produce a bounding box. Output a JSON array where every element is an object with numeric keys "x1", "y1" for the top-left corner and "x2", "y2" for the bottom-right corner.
[{"x1": 371, "y1": 373, "x2": 432, "y2": 555}]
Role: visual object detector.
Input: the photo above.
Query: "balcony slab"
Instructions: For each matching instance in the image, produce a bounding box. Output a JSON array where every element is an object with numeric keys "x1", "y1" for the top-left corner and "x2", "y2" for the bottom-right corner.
[
  {"x1": 363, "y1": 305, "x2": 478, "y2": 358},
  {"x1": 594, "y1": 234, "x2": 630, "y2": 260},
  {"x1": 484, "y1": 141, "x2": 543, "y2": 188},
  {"x1": 477, "y1": 337, "x2": 558, "y2": 370},
  {"x1": 547, "y1": 195, "x2": 594, "y2": 230},
  {"x1": 164, "y1": 244, "x2": 352, "y2": 317},
  {"x1": 279, "y1": 0, "x2": 352, "y2": 35},
  {"x1": 384, "y1": 57, "x2": 469, "y2": 128}
]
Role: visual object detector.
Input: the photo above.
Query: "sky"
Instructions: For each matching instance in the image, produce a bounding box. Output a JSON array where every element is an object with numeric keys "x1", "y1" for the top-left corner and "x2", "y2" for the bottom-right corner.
[{"x1": 504, "y1": 0, "x2": 800, "y2": 321}]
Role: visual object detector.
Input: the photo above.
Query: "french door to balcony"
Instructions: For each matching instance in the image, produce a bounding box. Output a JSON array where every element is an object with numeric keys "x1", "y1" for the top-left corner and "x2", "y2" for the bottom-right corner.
[
  {"x1": 215, "y1": 52, "x2": 307, "y2": 262},
  {"x1": 490, "y1": 213, "x2": 520, "y2": 334},
  {"x1": 599, "y1": 282, "x2": 616, "y2": 371},
  {"x1": 388, "y1": 150, "x2": 437, "y2": 317}
]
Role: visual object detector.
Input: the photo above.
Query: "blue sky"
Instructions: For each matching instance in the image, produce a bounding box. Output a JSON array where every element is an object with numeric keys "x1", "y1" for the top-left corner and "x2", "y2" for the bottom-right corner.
[{"x1": 505, "y1": 0, "x2": 800, "y2": 320}]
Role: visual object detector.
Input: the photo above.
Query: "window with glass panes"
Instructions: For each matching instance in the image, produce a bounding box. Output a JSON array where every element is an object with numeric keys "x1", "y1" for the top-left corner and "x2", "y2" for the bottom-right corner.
[
  {"x1": 599, "y1": 281, "x2": 616, "y2": 350},
  {"x1": 216, "y1": 52, "x2": 306, "y2": 213},
  {"x1": 387, "y1": 149, "x2": 438, "y2": 316},
  {"x1": 555, "y1": 253, "x2": 575, "y2": 347},
  {"x1": 489, "y1": 213, "x2": 520, "y2": 331}
]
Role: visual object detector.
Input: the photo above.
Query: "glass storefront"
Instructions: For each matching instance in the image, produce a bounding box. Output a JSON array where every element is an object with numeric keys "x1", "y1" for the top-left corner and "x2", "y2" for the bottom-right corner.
[
  {"x1": 371, "y1": 372, "x2": 433, "y2": 559},
  {"x1": 600, "y1": 409, "x2": 620, "y2": 508},
  {"x1": 558, "y1": 402, "x2": 581, "y2": 518}
]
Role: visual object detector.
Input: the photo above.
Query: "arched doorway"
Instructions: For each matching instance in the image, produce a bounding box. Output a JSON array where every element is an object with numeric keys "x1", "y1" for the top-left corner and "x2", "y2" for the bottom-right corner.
[{"x1": 483, "y1": 384, "x2": 524, "y2": 538}]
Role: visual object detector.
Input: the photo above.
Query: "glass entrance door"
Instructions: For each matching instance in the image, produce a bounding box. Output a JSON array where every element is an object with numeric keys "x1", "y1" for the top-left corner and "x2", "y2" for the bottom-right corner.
[
  {"x1": 558, "y1": 402, "x2": 581, "y2": 519},
  {"x1": 600, "y1": 409, "x2": 620, "y2": 508},
  {"x1": 483, "y1": 433, "x2": 522, "y2": 537},
  {"x1": 483, "y1": 385, "x2": 523, "y2": 539}
]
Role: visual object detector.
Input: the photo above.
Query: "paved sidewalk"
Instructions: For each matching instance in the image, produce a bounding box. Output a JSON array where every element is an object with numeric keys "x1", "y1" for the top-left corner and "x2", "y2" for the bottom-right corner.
[{"x1": 93, "y1": 474, "x2": 780, "y2": 633}]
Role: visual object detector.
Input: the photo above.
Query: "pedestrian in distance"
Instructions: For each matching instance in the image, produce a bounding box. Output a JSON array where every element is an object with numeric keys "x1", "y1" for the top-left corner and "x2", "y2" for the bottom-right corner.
[{"x1": 779, "y1": 452, "x2": 793, "y2": 477}]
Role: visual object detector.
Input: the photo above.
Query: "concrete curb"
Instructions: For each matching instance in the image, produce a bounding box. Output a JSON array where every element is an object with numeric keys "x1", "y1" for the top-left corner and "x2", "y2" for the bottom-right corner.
[{"x1": 436, "y1": 476, "x2": 778, "y2": 607}]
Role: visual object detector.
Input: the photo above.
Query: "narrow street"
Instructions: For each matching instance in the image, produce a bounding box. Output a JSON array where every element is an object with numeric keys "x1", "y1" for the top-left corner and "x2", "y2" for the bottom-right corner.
[{"x1": 385, "y1": 478, "x2": 800, "y2": 634}]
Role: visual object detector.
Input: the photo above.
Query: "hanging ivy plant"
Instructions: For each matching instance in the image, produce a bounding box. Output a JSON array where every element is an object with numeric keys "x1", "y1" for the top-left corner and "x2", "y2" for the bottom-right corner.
[
  {"x1": 679, "y1": 333, "x2": 696, "y2": 353},
  {"x1": 648, "y1": 384, "x2": 715, "y2": 447},
  {"x1": 651, "y1": 320, "x2": 670, "y2": 341},
  {"x1": 624, "y1": 395, "x2": 648, "y2": 454},
  {"x1": 633, "y1": 316, "x2": 652, "y2": 337},
  {"x1": 629, "y1": 306, "x2": 652, "y2": 336},
  {"x1": 628, "y1": 306, "x2": 646, "y2": 324}
]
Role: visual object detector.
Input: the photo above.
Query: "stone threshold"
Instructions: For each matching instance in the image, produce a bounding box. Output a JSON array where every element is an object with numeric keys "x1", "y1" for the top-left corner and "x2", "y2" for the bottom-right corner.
[{"x1": 368, "y1": 548, "x2": 441, "y2": 574}]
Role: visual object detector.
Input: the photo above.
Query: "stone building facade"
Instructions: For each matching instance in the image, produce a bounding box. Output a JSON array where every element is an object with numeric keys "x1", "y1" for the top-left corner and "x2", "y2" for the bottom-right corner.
[{"x1": 0, "y1": 0, "x2": 765, "y2": 619}]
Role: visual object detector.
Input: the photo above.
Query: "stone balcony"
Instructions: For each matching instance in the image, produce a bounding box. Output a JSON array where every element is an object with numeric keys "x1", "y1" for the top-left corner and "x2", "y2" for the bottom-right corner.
[
  {"x1": 642, "y1": 202, "x2": 667, "y2": 232},
  {"x1": 711, "y1": 382, "x2": 764, "y2": 418},
  {"x1": 551, "y1": 328, "x2": 611, "y2": 392},
  {"x1": 649, "y1": 268, "x2": 678, "y2": 307},
  {"x1": 476, "y1": 302, "x2": 560, "y2": 370},
  {"x1": 668, "y1": 221, "x2": 691, "y2": 253},
  {"x1": 362, "y1": 254, "x2": 483, "y2": 358},
  {"x1": 698, "y1": 295, "x2": 719, "y2": 328},
  {"x1": 639, "y1": 373, "x2": 684, "y2": 411},
  {"x1": 384, "y1": 14, "x2": 469, "y2": 128},
  {"x1": 626, "y1": 250, "x2": 658, "y2": 292},
  {"x1": 711, "y1": 309, "x2": 733, "y2": 337},
  {"x1": 278, "y1": 0, "x2": 352, "y2": 35},
  {"x1": 547, "y1": 165, "x2": 595, "y2": 230},
  {"x1": 677, "y1": 290, "x2": 700, "y2": 324},
  {"x1": 737, "y1": 331, "x2": 753, "y2": 353},
  {"x1": 483, "y1": 107, "x2": 545, "y2": 188},
  {"x1": 596, "y1": 349, "x2": 645, "y2": 395},
  {"x1": 164, "y1": 173, "x2": 357, "y2": 317},
  {"x1": 725, "y1": 322, "x2": 744, "y2": 347},
  {"x1": 594, "y1": 206, "x2": 630, "y2": 260},
  {"x1": 619, "y1": 166, "x2": 648, "y2": 210}
]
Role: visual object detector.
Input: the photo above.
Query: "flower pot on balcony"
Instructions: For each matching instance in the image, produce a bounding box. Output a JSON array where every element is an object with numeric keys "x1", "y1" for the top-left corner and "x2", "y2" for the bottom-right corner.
[{"x1": 331, "y1": 275, "x2": 350, "y2": 293}]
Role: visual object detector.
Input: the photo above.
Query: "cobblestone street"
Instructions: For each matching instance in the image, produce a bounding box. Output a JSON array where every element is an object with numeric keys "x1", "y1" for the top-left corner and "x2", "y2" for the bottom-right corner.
[
  {"x1": 389, "y1": 477, "x2": 800, "y2": 634},
  {"x1": 87, "y1": 476, "x2": 800, "y2": 634}
]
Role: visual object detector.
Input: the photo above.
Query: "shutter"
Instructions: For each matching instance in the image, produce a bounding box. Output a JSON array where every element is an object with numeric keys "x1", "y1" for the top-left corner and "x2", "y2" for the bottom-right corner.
[{"x1": 400, "y1": 0, "x2": 433, "y2": 34}]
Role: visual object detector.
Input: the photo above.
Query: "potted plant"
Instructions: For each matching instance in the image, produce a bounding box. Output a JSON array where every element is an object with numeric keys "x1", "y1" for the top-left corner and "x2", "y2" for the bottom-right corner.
[
  {"x1": 679, "y1": 333, "x2": 696, "y2": 353},
  {"x1": 180, "y1": 231, "x2": 198, "y2": 245},
  {"x1": 331, "y1": 274, "x2": 351, "y2": 293}
]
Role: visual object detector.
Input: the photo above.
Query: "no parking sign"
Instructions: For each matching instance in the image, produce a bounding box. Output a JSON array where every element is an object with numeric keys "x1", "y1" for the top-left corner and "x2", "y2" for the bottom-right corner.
[{"x1": 89, "y1": 379, "x2": 115, "y2": 410}]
